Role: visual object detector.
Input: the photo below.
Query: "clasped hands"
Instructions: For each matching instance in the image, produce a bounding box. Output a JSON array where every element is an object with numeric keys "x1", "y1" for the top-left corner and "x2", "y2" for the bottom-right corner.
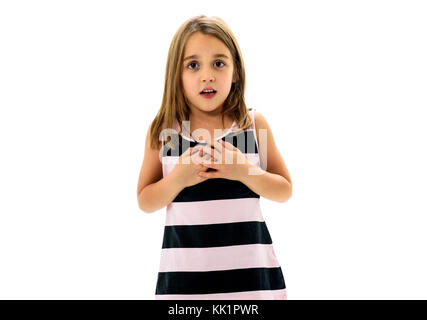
[{"x1": 190, "y1": 140, "x2": 250, "y2": 181}]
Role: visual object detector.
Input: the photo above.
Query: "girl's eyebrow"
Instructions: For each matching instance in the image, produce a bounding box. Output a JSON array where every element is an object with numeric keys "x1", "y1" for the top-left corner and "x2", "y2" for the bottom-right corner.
[{"x1": 183, "y1": 53, "x2": 230, "y2": 61}]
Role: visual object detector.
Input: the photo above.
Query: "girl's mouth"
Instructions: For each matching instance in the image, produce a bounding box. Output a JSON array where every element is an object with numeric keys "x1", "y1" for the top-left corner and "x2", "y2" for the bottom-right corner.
[{"x1": 200, "y1": 90, "x2": 217, "y2": 99}]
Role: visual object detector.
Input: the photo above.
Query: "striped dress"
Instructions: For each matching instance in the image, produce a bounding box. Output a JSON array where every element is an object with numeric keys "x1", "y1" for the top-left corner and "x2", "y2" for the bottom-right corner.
[{"x1": 155, "y1": 108, "x2": 287, "y2": 300}]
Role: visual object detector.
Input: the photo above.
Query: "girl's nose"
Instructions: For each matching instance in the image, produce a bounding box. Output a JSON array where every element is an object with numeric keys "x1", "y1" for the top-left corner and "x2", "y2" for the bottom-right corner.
[{"x1": 201, "y1": 71, "x2": 215, "y2": 82}]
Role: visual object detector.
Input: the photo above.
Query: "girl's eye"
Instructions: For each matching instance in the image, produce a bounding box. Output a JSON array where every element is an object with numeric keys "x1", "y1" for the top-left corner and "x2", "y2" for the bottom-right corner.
[
  {"x1": 215, "y1": 60, "x2": 225, "y2": 68},
  {"x1": 186, "y1": 60, "x2": 225, "y2": 70},
  {"x1": 187, "y1": 62, "x2": 198, "y2": 69}
]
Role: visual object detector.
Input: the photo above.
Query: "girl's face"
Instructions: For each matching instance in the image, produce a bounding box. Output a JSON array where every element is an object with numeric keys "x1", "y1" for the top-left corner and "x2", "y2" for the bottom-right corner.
[{"x1": 181, "y1": 32, "x2": 235, "y2": 115}]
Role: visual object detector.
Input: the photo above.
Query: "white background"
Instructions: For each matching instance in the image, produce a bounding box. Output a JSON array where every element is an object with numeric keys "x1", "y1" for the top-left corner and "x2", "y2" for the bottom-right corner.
[{"x1": 0, "y1": 0, "x2": 426, "y2": 299}]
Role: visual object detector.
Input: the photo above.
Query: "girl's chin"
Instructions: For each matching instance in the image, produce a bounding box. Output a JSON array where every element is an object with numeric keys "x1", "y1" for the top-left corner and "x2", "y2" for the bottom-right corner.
[
  {"x1": 189, "y1": 102, "x2": 223, "y2": 111},
  {"x1": 197, "y1": 105, "x2": 223, "y2": 113}
]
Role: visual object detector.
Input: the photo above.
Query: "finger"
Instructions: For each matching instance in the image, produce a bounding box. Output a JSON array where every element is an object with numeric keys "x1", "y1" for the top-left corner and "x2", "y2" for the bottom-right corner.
[
  {"x1": 210, "y1": 141, "x2": 223, "y2": 154},
  {"x1": 218, "y1": 140, "x2": 236, "y2": 164},
  {"x1": 211, "y1": 145, "x2": 223, "y2": 163},
  {"x1": 186, "y1": 146, "x2": 196, "y2": 156},
  {"x1": 198, "y1": 170, "x2": 219, "y2": 179},
  {"x1": 189, "y1": 148, "x2": 204, "y2": 164},
  {"x1": 200, "y1": 154, "x2": 216, "y2": 166},
  {"x1": 200, "y1": 161, "x2": 216, "y2": 169},
  {"x1": 180, "y1": 147, "x2": 193, "y2": 163},
  {"x1": 205, "y1": 143, "x2": 222, "y2": 161},
  {"x1": 221, "y1": 139, "x2": 236, "y2": 151},
  {"x1": 223, "y1": 140, "x2": 239, "y2": 151},
  {"x1": 201, "y1": 152, "x2": 212, "y2": 162},
  {"x1": 190, "y1": 145, "x2": 203, "y2": 155},
  {"x1": 197, "y1": 145, "x2": 209, "y2": 158},
  {"x1": 214, "y1": 140, "x2": 227, "y2": 156},
  {"x1": 199, "y1": 145, "x2": 213, "y2": 159},
  {"x1": 201, "y1": 140, "x2": 222, "y2": 154},
  {"x1": 200, "y1": 145, "x2": 221, "y2": 164}
]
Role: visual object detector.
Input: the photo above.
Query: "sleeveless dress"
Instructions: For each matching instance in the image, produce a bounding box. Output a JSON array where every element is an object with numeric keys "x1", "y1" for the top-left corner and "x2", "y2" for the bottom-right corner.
[{"x1": 155, "y1": 108, "x2": 287, "y2": 300}]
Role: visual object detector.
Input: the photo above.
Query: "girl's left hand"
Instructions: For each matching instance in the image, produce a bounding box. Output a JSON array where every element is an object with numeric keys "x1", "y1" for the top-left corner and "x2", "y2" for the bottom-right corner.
[{"x1": 197, "y1": 139, "x2": 249, "y2": 181}]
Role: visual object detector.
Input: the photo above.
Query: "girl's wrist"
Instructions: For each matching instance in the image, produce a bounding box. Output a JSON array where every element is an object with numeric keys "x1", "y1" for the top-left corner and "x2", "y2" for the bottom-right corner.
[
  {"x1": 167, "y1": 169, "x2": 185, "y2": 190},
  {"x1": 237, "y1": 158, "x2": 253, "y2": 182},
  {"x1": 239, "y1": 160, "x2": 264, "y2": 183}
]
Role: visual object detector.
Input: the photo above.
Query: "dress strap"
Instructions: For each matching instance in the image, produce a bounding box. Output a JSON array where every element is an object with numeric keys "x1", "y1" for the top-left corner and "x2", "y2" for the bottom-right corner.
[
  {"x1": 248, "y1": 107, "x2": 263, "y2": 169},
  {"x1": 249, "y1": 107, "x2": 256, "y2": 130}
]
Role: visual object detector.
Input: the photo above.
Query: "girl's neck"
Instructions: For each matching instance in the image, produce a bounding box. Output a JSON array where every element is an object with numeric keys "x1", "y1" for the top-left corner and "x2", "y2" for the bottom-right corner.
[
  {"x1": 188, "y1": 108, "x2": 231, "y2": 131},
  {"x1": 185, "y1": 107, "x2": 234, "y2": 142}
]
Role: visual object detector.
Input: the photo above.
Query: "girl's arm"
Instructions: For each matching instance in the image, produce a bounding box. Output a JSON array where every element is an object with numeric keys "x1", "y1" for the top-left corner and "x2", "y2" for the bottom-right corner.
[
  {"x1": 137, "y1": 127, "x2": 184, "y2": 213},
  {"x1": 240, "y1": 111, "x2": 292, "y2": 203}
]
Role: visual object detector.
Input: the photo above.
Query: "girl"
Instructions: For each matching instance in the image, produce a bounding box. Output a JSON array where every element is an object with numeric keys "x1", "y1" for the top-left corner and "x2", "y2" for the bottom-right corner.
[{"x1": 137, "y1": 15, "x2": 292, "y2": 300}]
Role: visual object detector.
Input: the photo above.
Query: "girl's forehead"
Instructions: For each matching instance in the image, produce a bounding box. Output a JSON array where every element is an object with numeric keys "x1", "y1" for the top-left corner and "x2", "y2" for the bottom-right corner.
[{"x1": 184, "y1": 33, "x2": 230, "y2": 55}]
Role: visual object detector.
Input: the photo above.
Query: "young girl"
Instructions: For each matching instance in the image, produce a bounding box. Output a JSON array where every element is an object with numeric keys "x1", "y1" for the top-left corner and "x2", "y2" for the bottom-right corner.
[{"x1": 137, "y1": 15, "x2": 292, "y2": 300}]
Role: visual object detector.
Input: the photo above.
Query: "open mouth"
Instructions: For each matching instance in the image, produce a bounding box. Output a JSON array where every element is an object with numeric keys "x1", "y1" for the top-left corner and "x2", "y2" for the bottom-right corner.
[
  {"x1": 200, "y1": 90, "x2": 217, "y2": 99},
  {"x1": 200, "y1": 90, "x2": 217, "y2": 95}
]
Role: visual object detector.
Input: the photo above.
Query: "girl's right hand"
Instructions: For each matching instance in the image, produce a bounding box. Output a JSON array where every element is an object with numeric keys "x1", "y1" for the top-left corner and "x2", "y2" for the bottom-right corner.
[{"x1": 171, "y1": 145, "x2": 212, "y2": 188}]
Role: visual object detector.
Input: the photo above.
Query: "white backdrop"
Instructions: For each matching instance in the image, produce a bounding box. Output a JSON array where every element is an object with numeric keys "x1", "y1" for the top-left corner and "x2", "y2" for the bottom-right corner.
[{"x1": 0, "y1": 0, "x2": 426, "y2": 299}]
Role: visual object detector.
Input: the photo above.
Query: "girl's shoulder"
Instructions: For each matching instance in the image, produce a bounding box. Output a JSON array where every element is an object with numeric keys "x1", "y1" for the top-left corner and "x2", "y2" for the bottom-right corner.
[
  {"x1": 247, "y1": 107, "x2": 267, "y2": 130},
  {"x1": 251, "y1": 108, "x2": 292, "y2": 185},
  {"x1": 251, "y1": 108, "x2": 268, "y2": 134}
]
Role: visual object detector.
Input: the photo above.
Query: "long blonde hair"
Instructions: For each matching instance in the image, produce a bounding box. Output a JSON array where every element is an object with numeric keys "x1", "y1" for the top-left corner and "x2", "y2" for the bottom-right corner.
[{"x1": 148, "y1": 15, "x2": 253, "y2": 150}]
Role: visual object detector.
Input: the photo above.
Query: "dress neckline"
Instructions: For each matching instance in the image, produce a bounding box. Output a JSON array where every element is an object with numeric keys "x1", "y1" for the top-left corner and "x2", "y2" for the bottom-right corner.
[{"x1": 177, "y1": 119, "x2": 237, "y2": 143}]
